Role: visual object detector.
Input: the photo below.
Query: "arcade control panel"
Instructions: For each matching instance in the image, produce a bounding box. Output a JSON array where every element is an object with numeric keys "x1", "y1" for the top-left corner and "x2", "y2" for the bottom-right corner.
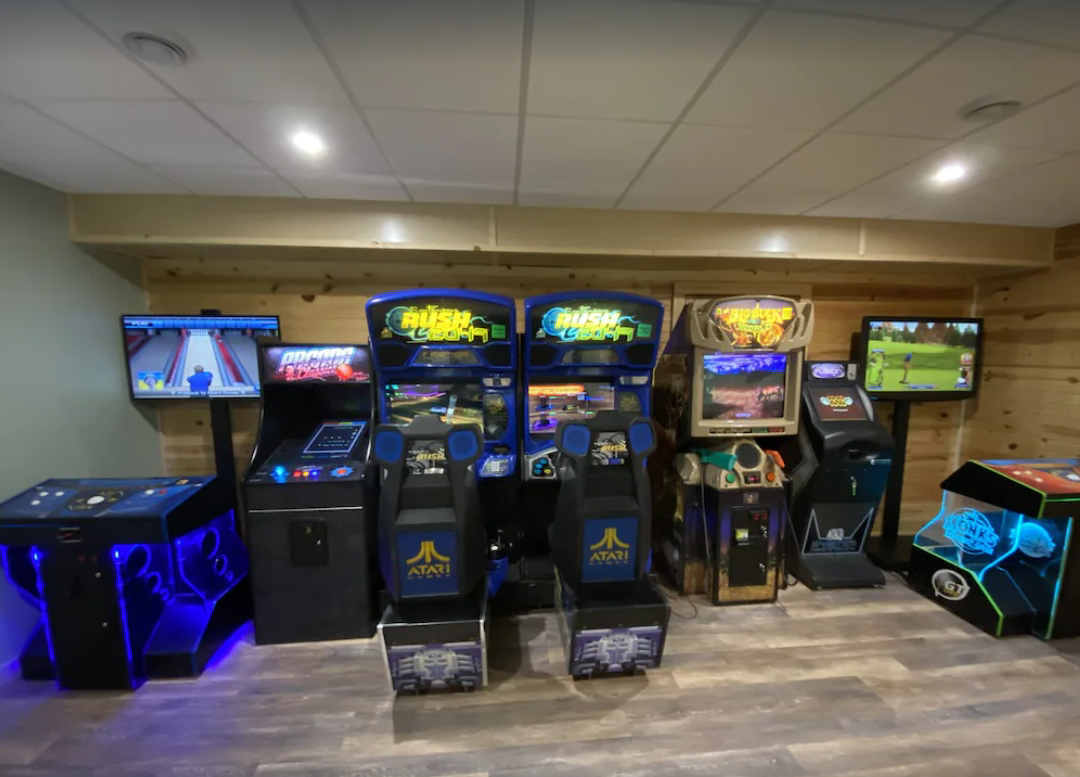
[{"x1": 250, "y1": 421, "x2": 368, "y2": 484}]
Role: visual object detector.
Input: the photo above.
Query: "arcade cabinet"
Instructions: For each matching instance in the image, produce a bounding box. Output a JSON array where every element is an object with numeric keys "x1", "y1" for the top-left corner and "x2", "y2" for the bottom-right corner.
[
  {"x1": 244, "y1": 343, "x2": 378, "y2": 644},
  {"x1": 858, "y1": 317, "x2": 984, "y2": 573},
  {"x1": 0, "y1": 476, "x2": 249, "y2": 690},
  {"x1": 365, "y1": 289, "x2": 517, "y2": 597},
  {"x1": 520, "y1": 292, "x2": 664, "y2": 608},
  {"x1": 373, "y1": 416, "x2": 489, "y2": 692},
  {"x1": 550, "y1": 411, "x2": 669, "y2": 678},
  {"x1": 786, "y1": 361, "x2": 893, "y2": 588},
  {"x1": 651, "y1": 296, "x2": 813, "y2": 604},
  {"x1": 909, "y1": 459, "x2": 1080, "y2": 639}
]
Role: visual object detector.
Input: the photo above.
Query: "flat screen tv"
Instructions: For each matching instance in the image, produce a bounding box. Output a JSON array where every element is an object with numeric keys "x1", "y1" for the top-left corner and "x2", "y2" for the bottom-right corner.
[
  {"x1": 858, "y1": 317, "x2": 983, "y2": 402},
  {"x1": 122, "y1": 315, "x2": 280, "y2": 400}
]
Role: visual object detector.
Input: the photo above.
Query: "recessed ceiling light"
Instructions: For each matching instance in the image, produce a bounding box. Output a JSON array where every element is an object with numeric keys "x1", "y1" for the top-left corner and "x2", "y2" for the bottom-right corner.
[
  {"x1": 962, "y1": 99, "x2": 1023, "y2": 123},
  {"x1": 122, "y1": 32, "x2": 189, "y2": 66},
  {"x1": 931, "y1": 163, "x2": 968, "y2": 186},
  {"x1": 291, "y1": 130, "x2": 327, "y2": 158}
]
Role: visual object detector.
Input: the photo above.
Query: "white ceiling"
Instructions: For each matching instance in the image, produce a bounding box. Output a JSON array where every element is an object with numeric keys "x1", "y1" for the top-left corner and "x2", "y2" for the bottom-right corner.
[{"x1": 2, "y1": 0, "x2": 1080, "y2": 227}]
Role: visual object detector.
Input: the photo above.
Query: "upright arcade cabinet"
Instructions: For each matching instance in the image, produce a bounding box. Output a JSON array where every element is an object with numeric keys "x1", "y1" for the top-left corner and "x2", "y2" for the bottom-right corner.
[
  {"x1": 786, "y1": 361, "x2": 892, "y2": 589},
  {"x1": 373, "y1": 416, "x2": 490, "y2": 692},
  {"x1": 909, "y1": 459, "x2": 1080, "y2": 639},
  {"x1": 520, "y1": 292, "x2": 664, "y2": 605},
  {"x1": 549, "y1": 412, "x2": 669, "y2": 678},
  {"x1": 652, "y1": 296, "x2": 813, "y2": 604},
  {"x1": 0, "y1": 476, "x2": 249, "y2": 690},
  {"x1": 244, "y1": 343, "x2": 378, "y2": 644}
]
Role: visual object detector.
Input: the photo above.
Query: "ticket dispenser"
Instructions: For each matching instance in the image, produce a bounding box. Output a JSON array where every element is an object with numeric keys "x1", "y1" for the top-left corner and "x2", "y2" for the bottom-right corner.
[
  {"x1": 374, "y1": 415, "x2": 489, "y2": 692},
  {"x1": 550, "y1": 411, "x2": 670, "y2": 678}
]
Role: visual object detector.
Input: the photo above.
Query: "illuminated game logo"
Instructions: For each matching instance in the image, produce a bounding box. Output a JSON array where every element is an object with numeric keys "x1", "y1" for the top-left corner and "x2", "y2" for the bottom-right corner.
[
  {"x1": 810, "y1": 362, "x2": 847, "y2": 380},
  {"x1": 589, "y1": 527, "x2": 631, "y2": 564},
  {"x1": 383, "y1": 305, "x2": 499, "y2": 344},
  {"x1": 931, "y1": 568, "x2": 971, "y2": 601},
  {"x1": 406, "y1": 540, "x2": 452, "y2": 579},
  {"x1": 943, "y1": 508, "x2": 999, "y2": 555},
  {"x1": 710, "y1": 298, "x2": 796, "y2": 349},
  {"x1": 820, "y1": 394, "x2": 855, "y2": 409},
  {"x1": 540, "y1": 305, "x2": 648, "y2": 343},
  {"x1": 1017, "y1": 522, "x2": 1056, "y2": 558},
  {"x1": 271, "y1": 346, "x2": 368, "y2": 383}
]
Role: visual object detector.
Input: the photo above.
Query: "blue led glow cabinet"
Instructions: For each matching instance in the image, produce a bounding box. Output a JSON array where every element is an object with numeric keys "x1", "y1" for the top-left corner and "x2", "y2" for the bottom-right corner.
[
  {"x1": 909, "y1": 459, "x2": 1080, "y2": 639},
  {"x1": 0, "y1": 476, "x2": 250, "y2": 691}
]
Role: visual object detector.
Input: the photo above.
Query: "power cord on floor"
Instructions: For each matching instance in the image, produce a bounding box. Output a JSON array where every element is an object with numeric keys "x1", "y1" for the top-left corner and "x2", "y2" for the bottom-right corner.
[{"x1": 665, "y1": 590, "x2": 699, "y2": 620}]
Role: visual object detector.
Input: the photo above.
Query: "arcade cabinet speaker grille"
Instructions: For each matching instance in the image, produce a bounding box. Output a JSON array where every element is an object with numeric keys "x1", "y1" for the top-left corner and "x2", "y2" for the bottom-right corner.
[
  {"x1": 484, "y1": 343, "x2": 511, "y2": 368},
  {"x1": 529, "y1": 344, "x2": 558, "y2": 367},
  {"x1": 735, "y1": 443, "x2": 762, "y2": 469},
  {"x1": 626, "y1": 344, "x2": 657, "y2": 367}
]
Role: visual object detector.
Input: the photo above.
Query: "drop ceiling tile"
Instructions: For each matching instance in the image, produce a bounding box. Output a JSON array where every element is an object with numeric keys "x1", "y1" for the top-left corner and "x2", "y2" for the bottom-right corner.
[
  {"x1": 197, "y1": 102, "x2": 392, "y2": 174},
  {"x1": 774, "y1": 0, "x2": 1001, "y2": 28},
  {"x1": 713, "y1": 186, "x2": 840, "y2": 215},
  {"x1": 403, "y1": 177, "x2": 515, "y2": 205},
  {"x1": 808, "y1": 142, "x2": 1061, "y2": 217},
  {"x1": 1, "y1": 160, "x2": 185, "y2": 194},
  {"x1": 519, "y1": 117, "x2": 668, "y2": 207},
  {"x1": 0, "y1": 1, "x2": 169, "y2": 99},
  {"x1": 147, "y1": 165, "x2": 297, "y2": 197},
  {"x1": 688, "y1": 11, "x2": 948, "y2": 131},
  {"x1": 836, "y1": 35, "x2": 1080, "y2": 138},
  {"x1": 305, "y1": 0, "x2": 525, "y2": 113},
  {"x1": 898, "y1": 194, "x2": 1080, "y2": 227},
  {"x1": 528, "y1": 0, "x2": 751, "y2": 122},
  {"x1": 34, "y1": 100, "x2": 258, "y2": 168},
  {"x1": 965, "y1": 85, "x2": 1080, "y2": 152},
  {"x1": 979, "y1": 0, "x2": 1080, "y2": 51},
  {"x1": 963, "y1": 153, "x2": 1080, "y2": 206},
  {"x1": 282, "y1": 171, "x2": 408, "y2": 201},
  {"x1": 67, "y1": 0, "x2": 348, "y2": 104},
  {"x1": 0, "y1": 98, "x2": 129, "y2": 167},
  {"x1": 367, "y1": 110, "x2": 518, "y2": 185},
  {"x1": 621, "y1": 124, "x2": 813, "y2": 211}
]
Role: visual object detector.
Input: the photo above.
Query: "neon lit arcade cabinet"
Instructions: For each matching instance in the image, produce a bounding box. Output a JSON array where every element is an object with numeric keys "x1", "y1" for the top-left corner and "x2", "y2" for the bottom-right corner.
[
  {"x1": 909, "y1": 459, "x2": 1080, "y2": 639},
  {"x1": 0, "y1": 477, "x2": 250, "y2": 690},
  {"x1": 651, "y1": 296, "x2": 813, "y2": 604},
  {"x1": 243, "y1": 343, "x2": 378, "y2": 644},
  {"x1": 520, "y1": 292, "x2": 663, "y2": 604}
]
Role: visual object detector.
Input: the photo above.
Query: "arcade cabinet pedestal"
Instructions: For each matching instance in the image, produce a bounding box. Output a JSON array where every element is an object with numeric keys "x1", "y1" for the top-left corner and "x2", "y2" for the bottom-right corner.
[
  {"x1": 378, "y1": 590, "x2": 488, "y2": 692},
  {"x1": 866, "y1": 402, "x2": 913, "y2": 573},
  {"x1": 0, "y1": 476, "x2": 250, "y2": 691},
  {"x1": 555, "y1": 574, "x2": 668, "y2": 678}
]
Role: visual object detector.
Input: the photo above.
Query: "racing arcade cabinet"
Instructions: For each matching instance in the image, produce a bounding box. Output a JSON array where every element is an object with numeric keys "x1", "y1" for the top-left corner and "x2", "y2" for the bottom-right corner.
[
  {"x1": 374, "y1": 416, "x2": 489, "y2": 692},
  {"x1": 652, "y1": 296, "x2": 813, "y2": 604},
  {"x1": 909, "y1": 459, "x2": 1080, "y2": 639},
  {"x1": 786, "y1": 361, "x2": 892, "y2": 588},
  {"x1": 521, "y1": 292, "x2": 663, "y2": 608},
  {"x1": 365, "y1": 289, "x2": 517, "y2": 598},
  {"x1": 244, "y1": 343, "x2": 378, "y2": 644},
  {"x1": 550, "y1": 412, "x2": 669, "y2": 678},
  {"x1": 0, "y1": 476, "x2": 249, "y2": 690}
]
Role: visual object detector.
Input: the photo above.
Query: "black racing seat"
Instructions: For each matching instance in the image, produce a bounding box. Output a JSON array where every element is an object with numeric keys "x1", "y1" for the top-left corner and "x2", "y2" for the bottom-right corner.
[{"x1": 549, "y1": 410, "x2": 656, "y2": 592}]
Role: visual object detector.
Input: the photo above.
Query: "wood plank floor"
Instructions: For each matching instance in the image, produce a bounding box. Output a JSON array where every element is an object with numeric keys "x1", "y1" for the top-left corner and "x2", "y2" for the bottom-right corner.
[{"x1": 3, "y1": 576, "x2": 1080, "y2": 777}]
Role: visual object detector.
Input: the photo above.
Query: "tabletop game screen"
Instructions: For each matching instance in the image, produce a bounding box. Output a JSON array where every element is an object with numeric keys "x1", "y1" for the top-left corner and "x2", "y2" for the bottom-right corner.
[
  {"x1": 123, "y1": 315, "x2": 280, "y2": 400},
  {"x1": 527, "y1": 382, "x2": 616, "y2": 436},
  {"x1": 862, "y1": 319, "x2": 981, "y2": 397},
  {"x1": 702, "y1": 352, "x2": 787, "y2": 421}
]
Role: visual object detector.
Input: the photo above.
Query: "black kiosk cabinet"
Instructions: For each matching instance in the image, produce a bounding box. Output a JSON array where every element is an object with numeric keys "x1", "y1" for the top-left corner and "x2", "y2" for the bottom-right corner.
[
  {"x1": 909, "y1": 459, "x2": 1080, "y2": 639},
  {"x1": 550, "y1": 411, "x2": 669, "y2": 678},
  {"x1": 244, "y1": 343, "x2": 378, "y2": 644},
  {"x1": 373, "y1": 416, "x2": 489, "y2": 693},
  {"x1": 787, "y1": 361, "x2": 892, "y2": 589},
  {"x1": 0, "y1": 476, "x2": 249, "y2": 690}
]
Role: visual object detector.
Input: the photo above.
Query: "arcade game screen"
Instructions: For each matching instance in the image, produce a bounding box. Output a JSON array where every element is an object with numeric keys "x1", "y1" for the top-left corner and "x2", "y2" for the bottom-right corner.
[
  {"x1": 528, "y1": 383, "x2": 615, "y2": 435},
  {"x1": 702, "y1": 352, "x2": 787, "y2": 421},
  {"x1": 123, "y1": 315, "x2": 280, "y2": 400},
  {"x1": 808, "y1": 387, "x2": 869, "y2": 422},
  {"x1": 862, "y1": 319, "x2": 981, "y2": 396},
  {"x1": 386, "y1": 384, "x2": 485, "y2": 429}
]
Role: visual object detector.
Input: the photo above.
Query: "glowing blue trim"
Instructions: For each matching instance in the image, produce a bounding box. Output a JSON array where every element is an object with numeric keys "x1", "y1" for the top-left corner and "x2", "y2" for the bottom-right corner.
[
  {"x1": 110, "y1": 548, "x2": 137, "y2": 683},
  {"x1": 29, "y1": 547, "x2": 57, "y2": 683}
]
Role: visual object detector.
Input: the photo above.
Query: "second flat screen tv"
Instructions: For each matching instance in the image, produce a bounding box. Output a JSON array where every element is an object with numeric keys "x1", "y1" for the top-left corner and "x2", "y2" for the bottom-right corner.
[
  {"x1": 123, "y1": 315, "x2": 280, "y2": 400},
  {"x1": 859, "y1": 317, "x2": 983, "y2": 402}
]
